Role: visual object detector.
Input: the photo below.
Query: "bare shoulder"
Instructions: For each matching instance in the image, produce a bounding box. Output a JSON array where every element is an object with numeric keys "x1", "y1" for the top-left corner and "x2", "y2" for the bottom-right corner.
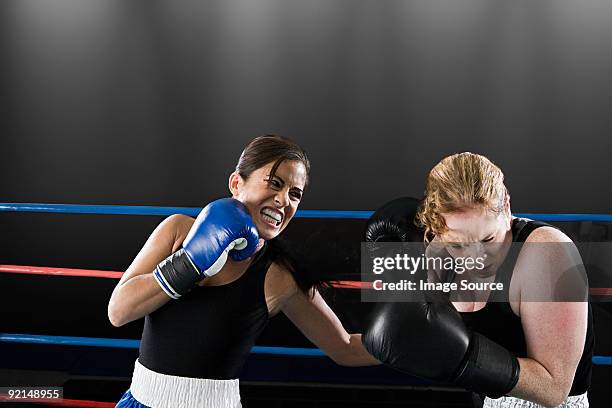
[
  {"x1": 164, "y1": 213, "x2": 195, "y2": 231},
  {"x1": 519, "y1": 226, "x2": 576, "y2": 265},
  {"x1": 524, "y1": 226, "x2": 572, "y2": 243},
  {"x1": 515, "y1": 225, "x2": 585, "y2": 304},
  {"x1": 117, "y1": 214, "x2": 194, "y2": 285},
  {"x1": 161, "y1": 214, "x2": 194, "y2": 250},
  {"x1": 266, "y1": 261, "x2": 299, "y2": 295},
  {"x1": 264, "y1": 261, "x2": 300, "y2": 314}
]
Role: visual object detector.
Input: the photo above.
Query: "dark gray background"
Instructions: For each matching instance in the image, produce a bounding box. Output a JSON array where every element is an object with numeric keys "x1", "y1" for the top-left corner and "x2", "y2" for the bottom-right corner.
[
  {"x1": 2, "y1": 2, "x2": 612, "y2": 406},
  {"x1": 2, "y1": 0, "x2": 611, "y2": 212}
]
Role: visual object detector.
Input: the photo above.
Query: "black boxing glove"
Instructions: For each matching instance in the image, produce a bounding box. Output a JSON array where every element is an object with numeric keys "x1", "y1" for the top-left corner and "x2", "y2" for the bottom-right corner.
[
  {"x1": 362, "y1": 290, "x2": 520, "y2": 398},
  {"x1": 365, "y1": 197, "x2": 422, "y2": 242}
]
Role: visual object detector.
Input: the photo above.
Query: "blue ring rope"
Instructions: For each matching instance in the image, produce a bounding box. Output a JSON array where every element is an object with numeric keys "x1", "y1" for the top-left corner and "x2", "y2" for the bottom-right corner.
[
  {"x1": 0, "y1": 333, "x2": 609, "y2": 364},
  {"x1": 0, "y1": 333, "x2": 324, "y2": 356},
  {"x1": 2, "y1": 203, "x2": 612, "y2": 221}
]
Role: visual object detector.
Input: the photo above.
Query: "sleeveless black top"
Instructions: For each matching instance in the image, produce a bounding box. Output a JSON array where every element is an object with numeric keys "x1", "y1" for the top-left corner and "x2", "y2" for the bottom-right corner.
[
  {"x1": 459, "y1": 218, "x2": 594, "y2": 395},
  {"x1": 138, "y1": 243, "x2": 272, "y2": 379}
]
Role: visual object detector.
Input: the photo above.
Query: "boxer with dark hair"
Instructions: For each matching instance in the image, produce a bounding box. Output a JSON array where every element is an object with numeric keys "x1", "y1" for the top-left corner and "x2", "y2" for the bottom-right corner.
[{"x1": 108, "y1": 135, "x2": 378, "y2": 408}]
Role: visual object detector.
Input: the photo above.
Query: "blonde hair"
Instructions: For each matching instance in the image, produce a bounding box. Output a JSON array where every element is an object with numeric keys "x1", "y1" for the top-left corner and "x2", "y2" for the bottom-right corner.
[{"x1": 416, "y1": 152, "x2": 508, "y2": 241}]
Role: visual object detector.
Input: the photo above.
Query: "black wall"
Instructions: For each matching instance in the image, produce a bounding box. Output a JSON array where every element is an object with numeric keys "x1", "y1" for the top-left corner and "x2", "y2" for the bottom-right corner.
[
  {"x1": 2, "y1": 2, "x2": 612, "y2": 405},
  {"x1": 2, "y1": 0, "x2": 612, "y2": 213}
]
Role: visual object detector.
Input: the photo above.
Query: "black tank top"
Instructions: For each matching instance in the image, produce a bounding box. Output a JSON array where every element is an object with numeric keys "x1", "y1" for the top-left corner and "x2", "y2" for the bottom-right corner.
[
  {"x1": 138, "y1": 243, "x2": 272, "y2": 379},
  {"x1": 459, "y1": 218, "x2": 594, "y2": 395}
]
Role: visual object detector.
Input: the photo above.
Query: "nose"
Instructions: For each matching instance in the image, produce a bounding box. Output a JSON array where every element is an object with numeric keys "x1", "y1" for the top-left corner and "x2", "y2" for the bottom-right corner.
[
  {"x1": 464, "y1": 242, "x2": 486, "y2": 263},
  {"x1": 274, "y1": 189, "x2": 289, "y2": 207}
]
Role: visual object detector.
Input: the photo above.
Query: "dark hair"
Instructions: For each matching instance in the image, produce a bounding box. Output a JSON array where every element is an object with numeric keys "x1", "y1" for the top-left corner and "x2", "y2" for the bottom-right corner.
[
  {"x1": 237, "y1": 135, "x2": 320, "y2": 296},
  {"x1": 267, "y1": 238, "x2": 326, "y2": 297},
  {"x1": 236, "y1": 134, "x2": 311, "y2": 186}
]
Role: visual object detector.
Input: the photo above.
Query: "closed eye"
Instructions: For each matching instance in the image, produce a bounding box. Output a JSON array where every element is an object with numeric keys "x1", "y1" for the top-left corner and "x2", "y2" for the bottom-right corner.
[{"x1": 266, "y1": 177, "x2": 282, "y2": 189}]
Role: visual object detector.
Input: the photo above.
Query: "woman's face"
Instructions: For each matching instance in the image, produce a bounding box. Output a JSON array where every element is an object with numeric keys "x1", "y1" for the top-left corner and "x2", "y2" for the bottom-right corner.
[
  {"x1": 230, "y1": 160, "x2": 307, "y2": 240},
  {"x1": 438, "y1": 205, "x2": 511, "y2": 275}
]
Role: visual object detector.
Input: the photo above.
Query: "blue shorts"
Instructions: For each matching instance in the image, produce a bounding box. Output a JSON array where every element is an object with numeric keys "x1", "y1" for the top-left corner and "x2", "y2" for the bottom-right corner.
[{"x1": 116, "y1": 390, "x2": 150, "y2": 408}]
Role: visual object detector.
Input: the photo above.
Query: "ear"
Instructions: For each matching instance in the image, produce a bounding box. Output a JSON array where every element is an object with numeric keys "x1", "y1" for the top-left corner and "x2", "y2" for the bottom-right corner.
[
  {"x1": 228, "y1": 172, "x2": 243, "y2": 197},
  {"x1": 504, "y1": 192, "x2": 512, "y2": 226}
]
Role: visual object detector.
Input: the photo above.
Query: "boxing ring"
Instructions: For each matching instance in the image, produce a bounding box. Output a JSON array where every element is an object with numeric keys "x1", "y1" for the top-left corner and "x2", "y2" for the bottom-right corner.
[{"x1": 2, "y1": 202, "x2": 612, "y2": 407}]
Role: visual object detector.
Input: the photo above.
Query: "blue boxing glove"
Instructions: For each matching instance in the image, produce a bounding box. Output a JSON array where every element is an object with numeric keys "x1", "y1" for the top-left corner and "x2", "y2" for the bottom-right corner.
[{"x1": 153, "y1": 198, "x2": 259, "y2": 299}]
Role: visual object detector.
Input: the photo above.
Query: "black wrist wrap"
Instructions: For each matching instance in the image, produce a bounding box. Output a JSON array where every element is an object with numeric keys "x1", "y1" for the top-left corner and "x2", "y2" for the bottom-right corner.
[
  {"x1": 153, "y1": 249, "x2": 200, "y2": 299},
  {"x1": 454, "y1": 332, "x2": 520, "y2": 399}
]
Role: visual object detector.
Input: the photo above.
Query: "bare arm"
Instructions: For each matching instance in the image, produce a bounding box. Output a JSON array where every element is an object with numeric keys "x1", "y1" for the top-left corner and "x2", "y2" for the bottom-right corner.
[
  {"x1": 107, "y1": 214, "x2": 193, "y2": 327},
  {"x1": 507, "y1": 227, "x2": 588, "y2": 407},
  {"x1": 510, "y1": 302, "x2": 586, "y2": 407},
  {"x1": 281, "y1": 282, "x2": 380, "y2": 367}
]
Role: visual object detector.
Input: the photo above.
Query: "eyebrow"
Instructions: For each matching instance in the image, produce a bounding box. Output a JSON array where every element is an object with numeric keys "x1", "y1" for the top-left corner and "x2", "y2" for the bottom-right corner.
[
  {"x1": 446, "y1": 238, "x2": 465, "y2": 245},
  {"x1": 268, "y1": 174, "x2": 304, "y2": 194},
  {"x1": 443, "y1": 230, "x2": 462, "y2": 242},
  {"x1": 444, "y1": 232, "x2": 494, "y2": 243}
]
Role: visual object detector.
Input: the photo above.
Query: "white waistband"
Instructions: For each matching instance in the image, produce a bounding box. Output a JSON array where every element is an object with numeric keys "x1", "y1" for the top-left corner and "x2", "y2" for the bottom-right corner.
[
  {"x1": 130, "y1": 359, "x2": 241, "y2": 408},
  {"x1": 484, "y1": 392, "x2": 588, "y2": 408}
]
